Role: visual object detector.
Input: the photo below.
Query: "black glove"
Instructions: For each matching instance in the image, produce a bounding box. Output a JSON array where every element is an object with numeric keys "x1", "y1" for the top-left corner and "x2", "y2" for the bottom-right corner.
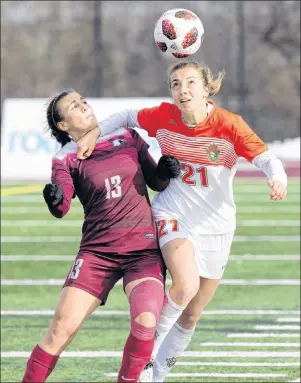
[
  {"x1": 43, "y1": 183, "x2": 64, "y2": 207},
  {"x1": 156, "y1": 155, "x2": 181, "y2": 181}
]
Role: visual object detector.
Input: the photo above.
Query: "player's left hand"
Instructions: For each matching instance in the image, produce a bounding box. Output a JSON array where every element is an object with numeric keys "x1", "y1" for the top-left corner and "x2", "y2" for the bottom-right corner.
[
  {"x1": 267, "y1": 177, "x2": 287, "y2": 200},
  {"x1": 156, "y1": 155, "x2": 181, "y2": 180},
  {"x1": 76, "y1": 126, "x2": 100, "y2": 160}
]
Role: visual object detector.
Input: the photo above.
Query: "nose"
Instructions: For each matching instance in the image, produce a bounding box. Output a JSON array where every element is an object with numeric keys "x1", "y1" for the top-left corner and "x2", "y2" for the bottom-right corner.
[{"x1": 180, "y1": 84, "x2": 188, "y2": 95}]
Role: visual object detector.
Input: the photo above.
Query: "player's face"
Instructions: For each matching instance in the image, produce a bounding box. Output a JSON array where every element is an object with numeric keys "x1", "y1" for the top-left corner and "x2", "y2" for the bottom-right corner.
[
  {"x1": 57, "y1": 92, "x2": 97, "y2": 135},
  {"x1": 169, "y1": 68, "x2": 209, "y2": 112}
]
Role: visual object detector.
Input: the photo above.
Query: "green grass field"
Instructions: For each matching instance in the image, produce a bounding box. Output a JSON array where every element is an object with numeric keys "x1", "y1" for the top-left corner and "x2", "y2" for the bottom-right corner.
[{"x1": 1, "y1": 178, "x2": 300, "y2": 382}]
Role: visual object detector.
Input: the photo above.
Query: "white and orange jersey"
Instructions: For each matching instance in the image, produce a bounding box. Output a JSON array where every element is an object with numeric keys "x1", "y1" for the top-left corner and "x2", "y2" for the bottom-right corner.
[
  {"x1": 100, "y1": 101, "x2": 268, "y2": 235},
  {"x1": 136, "y1": 101, "x2": 268, "y2": 234}
]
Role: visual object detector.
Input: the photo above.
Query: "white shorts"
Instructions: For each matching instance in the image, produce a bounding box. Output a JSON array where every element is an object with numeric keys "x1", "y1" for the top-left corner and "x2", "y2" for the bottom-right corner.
[{"x1": 154, "y1": 217, "x2": 234, "y2": 279}]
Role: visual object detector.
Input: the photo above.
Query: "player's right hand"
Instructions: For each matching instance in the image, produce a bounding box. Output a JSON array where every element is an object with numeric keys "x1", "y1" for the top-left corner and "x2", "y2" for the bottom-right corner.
[
  {"x1": 43, "y1": 184, "x2": 64, "y2": 207},
  {"x1": 156, "y1": 155, "x2": 181, "y2": 180}
]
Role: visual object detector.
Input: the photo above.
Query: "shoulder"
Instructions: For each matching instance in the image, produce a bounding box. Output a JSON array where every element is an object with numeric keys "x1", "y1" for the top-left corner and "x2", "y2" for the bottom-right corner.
[
  {"x1": 211, "y1": 105, "x2": 245, "y2": 132},
  {"x1": 53, "y1": 140, "x2": 77, "y2": 161}
]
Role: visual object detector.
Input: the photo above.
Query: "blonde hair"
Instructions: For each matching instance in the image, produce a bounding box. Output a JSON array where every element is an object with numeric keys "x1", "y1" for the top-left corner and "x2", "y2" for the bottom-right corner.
[{"x1": 168, "y1": 60, "x2": 225, "y2": 96}]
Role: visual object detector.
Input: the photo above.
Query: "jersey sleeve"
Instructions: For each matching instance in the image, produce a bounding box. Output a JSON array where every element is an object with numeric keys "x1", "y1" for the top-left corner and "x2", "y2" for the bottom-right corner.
[
  {"x1": 137, "y1": 103, "x2": 167, "y2": 138},
  {"x1": 232, "y1": 116, "x2": 268, "y2": 162},
  {"x1": 49, "y1": 157, "x2": 75, "y2": 217},
  {"x1": 100, "y1": 109, "x2": 140, "y2": 136},
  {"x1": 129, "y1": 129, "x2": 169, "y2": 192}
]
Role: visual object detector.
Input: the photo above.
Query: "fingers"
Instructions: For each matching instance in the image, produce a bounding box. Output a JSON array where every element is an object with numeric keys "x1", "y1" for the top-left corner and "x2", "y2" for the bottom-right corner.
[
  {"x1": 269, "y1": 181, "x2": 287, "y2": 200},
  {"x1": 77, "y1": 144, "x2": 90, "y2": 160}
]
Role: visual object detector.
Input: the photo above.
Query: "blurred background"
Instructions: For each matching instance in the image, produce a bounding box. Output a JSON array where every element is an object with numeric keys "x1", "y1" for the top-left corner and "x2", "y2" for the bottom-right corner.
[
  {"x1": 1, "y1": 0, "x2": 300, "y2": 138},
  {"x1": 1, "y1": 1, "x2": 300, "y2": 182}
]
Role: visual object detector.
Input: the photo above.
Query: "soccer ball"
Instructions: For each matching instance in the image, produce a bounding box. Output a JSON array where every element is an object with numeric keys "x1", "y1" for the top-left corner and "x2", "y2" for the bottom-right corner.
[{"x1": 154, "y1": 8, "x2": 204, "y2": 58}]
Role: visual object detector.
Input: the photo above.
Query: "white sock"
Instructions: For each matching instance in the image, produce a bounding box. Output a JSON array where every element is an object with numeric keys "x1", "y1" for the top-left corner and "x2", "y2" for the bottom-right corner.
[
  {"x1": 151, "y1": 289, "x2": 186, "y2": 360},
  {"x1": 153, "y1": 322, "x2": 195, "y2": 382}
]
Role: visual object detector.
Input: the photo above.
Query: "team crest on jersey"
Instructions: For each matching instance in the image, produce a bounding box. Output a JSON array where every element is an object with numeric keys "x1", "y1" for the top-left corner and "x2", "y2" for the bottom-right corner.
[
  {"x1": 166, "y1": 356, "x2": 180, "y2": 368},
  {"x1": 207, "y1": 143, "x2": 220, "y2": 162},
  {"x1": 109, "y1": 136, "x2": 126, "y2": 147}
]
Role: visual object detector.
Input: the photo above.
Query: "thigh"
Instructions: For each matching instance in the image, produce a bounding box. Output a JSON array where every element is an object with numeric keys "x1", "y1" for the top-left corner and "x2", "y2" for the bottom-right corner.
[
  {"x1": 194, "y1": 232, "x2": 234, "y2": 279},
  {"x1": 122, "y1": 249, "x2": 166, "y2": 292},
  {"x1": 156, "y1": 219, "x2": 199, "y2": 284},
  {"x1": 53, "y1": 286, "x2": 101, "y2": 325},
  {"x1": 63, "y1": 252, "x2": 123, "y2": 305}
]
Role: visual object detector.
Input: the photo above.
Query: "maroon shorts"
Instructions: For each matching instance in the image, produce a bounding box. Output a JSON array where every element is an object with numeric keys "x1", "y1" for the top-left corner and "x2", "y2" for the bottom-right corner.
[{"x1": 63, "y1": 249, "x2": 166, "y2": 305}]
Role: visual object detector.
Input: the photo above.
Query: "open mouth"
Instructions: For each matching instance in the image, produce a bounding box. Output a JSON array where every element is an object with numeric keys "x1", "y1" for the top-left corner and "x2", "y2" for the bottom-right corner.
[{"x1": 180, "y1": 99, "x2": 191, "y2": 104}]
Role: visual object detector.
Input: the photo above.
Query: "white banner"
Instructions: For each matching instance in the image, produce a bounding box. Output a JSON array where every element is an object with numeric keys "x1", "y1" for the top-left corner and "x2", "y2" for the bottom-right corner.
[{"x1": 1, "y1": 97, "x2": 169, "y2": 180}]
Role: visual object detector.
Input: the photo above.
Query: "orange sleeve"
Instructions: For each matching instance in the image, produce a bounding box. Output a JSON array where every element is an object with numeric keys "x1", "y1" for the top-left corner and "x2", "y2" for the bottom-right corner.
[
  {"x1": 137, "y1": 103, "x2": 167, "y2": 137},
  {"x1": 232, "y1": 116, "x2": 268, "y2": 162}
]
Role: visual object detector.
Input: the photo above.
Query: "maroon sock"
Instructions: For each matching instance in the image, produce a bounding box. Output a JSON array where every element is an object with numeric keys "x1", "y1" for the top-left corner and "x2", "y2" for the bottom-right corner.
[
  {"x1": 117, "y1": 333, "x2": 154, "y2": 382},
  {"x1": 22, "y1": 344, "x2": 59, "y2": 382}
]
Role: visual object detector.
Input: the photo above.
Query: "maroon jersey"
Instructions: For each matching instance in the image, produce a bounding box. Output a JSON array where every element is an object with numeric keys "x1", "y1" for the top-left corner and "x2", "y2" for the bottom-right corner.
[{"x1": 50, "y1": 128, "x2": 161, "y2": 254}]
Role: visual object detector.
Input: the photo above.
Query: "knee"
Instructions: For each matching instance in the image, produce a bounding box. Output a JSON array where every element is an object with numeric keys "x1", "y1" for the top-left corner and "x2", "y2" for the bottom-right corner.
[
  {"x1": 49, "y1": 314, "x2": 79, "y2": 343},
  {"x1": 172, "y1": 279, "x2": 200, "y2": 306},
  {"x1": 134, "y1": 312, "x2": 157, "y2": 328},
  {"x1": 180, "y1": 310, "x2": 201, "y2": 328}
]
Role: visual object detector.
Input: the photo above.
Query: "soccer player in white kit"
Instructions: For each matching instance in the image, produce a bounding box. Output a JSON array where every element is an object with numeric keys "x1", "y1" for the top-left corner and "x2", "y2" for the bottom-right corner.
[{"x1": 76, "y1": 61, "x2": 288, "y2": 382}]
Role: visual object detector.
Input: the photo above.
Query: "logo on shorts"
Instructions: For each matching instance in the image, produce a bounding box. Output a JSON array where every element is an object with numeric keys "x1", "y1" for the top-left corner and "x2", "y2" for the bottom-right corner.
[
  {"x1": 166, "y1": 356, "x2": 180, "y2": 368},
  {"x1": 221, "y1": 263, "x2": 227, "y2": 270},
  {"x1": 207, "y1": 143, "x2": 220, "y2": 162},
  {"x1": 154, "y1": 330, "x2": 159, "y2": 340},
  {"x1": 145, "y1": 233, "x2": 154, "y2": 239}
]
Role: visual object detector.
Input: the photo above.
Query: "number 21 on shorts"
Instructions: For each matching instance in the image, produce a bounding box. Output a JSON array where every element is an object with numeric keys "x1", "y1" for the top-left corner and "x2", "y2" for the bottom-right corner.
[{"x1": 156, "y1": 219, "x2": 179, "y2": 239}]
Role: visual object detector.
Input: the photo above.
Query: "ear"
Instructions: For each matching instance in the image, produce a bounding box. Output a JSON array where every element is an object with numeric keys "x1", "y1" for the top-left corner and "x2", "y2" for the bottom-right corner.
[
  {"x1": 203, "y1": 86, "x2": 209, "y2": 97},
  {"x1": 57, "y1": 120, "x2": 68, "y2": 132}
]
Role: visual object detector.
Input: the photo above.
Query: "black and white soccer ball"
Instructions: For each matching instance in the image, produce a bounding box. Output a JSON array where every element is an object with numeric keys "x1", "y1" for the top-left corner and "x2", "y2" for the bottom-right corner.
[{"x1": 154, "y1": 8, "x2": 204, "y2": 58}]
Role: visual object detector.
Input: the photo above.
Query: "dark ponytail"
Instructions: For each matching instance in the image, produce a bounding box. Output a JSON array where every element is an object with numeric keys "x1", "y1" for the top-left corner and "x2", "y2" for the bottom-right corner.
[{"x1": 46, "y1": 89, "x2": 74, "y2": 147}]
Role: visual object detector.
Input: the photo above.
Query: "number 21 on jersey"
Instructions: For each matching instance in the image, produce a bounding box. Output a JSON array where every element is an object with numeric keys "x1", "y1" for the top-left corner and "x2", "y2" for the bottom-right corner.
[
  {"x1": 181, "y1": 163, "x2": 209, "y2": 187},
  {"x1": 156, "y1": 219, "x2": 179, "y2": 239}
]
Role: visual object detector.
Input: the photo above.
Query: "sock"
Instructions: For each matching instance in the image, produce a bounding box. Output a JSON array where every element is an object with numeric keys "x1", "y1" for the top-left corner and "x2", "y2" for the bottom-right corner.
[
  {"x1": 117, "y1": 332, "x2": 154, "y2": 382},
  {"x1": 151, "y1": 289, "x2": 186, "y2": 360},
  {"x1": 22, "y1": 344, "x2": 59, "y2": 382},
  {"x1": 153, "y1": 322, "x2": 195, "y2": 382}
]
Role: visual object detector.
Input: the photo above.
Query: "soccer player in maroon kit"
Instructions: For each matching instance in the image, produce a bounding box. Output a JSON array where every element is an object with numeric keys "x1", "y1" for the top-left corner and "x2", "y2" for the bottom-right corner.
[{"x1": 21, "y1": 89, "x2": 181, "y2": 383}]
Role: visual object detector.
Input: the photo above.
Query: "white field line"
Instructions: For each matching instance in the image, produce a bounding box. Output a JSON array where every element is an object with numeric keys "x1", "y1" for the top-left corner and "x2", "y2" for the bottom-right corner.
[
  {"x1": 2, "y1": 254, "x2": 299, "y2": 262},
  {"x1": 237, "y1": 206, "x2": 298, "y2": 213},
  {"x1": 176, "y1": 362, "x2": 300, "y2": 367},
  {"x1": 254, "y1": 325, "x2": 300, "y2": 331},
  {"x1": 1, "y1": 350, "x2": 298, "y2": 358},
  {"x1": 228, "y1": 333, "x2": 300, "y2": 338},
  {"x1": 277, "y1": 318, "x2": 300, "y2": 323},
  {"x1": 289, "y1": 379, "x2": 301, "y2": 383},
  {"x1": 2, "y1": 219, "x2": 300, "y2": 227},
  {"x1": 2, "y1": 235, "x2": 300, "y2": 243},
  {"x1": 106, "y1": 372, "x2": 288, "y2": 378},
  {"x1": 1, "y1": 279, "x2": 300, "y2": 286},
  {"x1": 200, "y1": 342, "x2": 300, "y2": 347},
  {"x1": 1, "y1": 195, "x2": 300, "y2": 203},
  {"x1": 2, "y1": 309, "x2": 300, "y2": 316},
  {"x1": 2, "y1": 206, "x2": 299, "y2": 214}
]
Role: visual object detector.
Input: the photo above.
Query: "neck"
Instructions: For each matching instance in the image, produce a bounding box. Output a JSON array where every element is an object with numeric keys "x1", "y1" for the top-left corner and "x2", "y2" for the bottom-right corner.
[
  {"x1": 182, "y1": 104, "x2": 208, "y2": 126},
  {"x1": 69, "y1": 127, "x2": 95, "y2": 143}
]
